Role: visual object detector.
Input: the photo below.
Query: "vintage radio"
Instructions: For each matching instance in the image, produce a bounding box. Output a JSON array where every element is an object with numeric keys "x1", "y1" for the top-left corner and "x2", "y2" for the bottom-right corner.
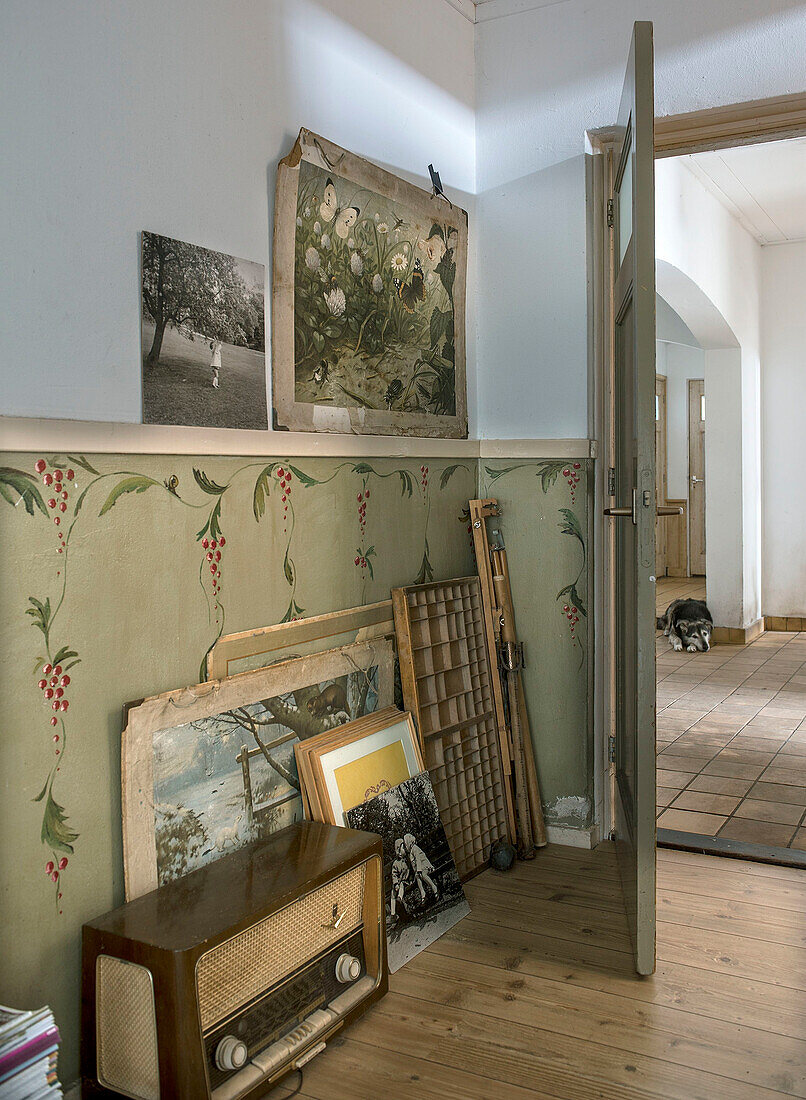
[{"x1": 82, "y1": 822, "x2": 386, "y2": 1099}]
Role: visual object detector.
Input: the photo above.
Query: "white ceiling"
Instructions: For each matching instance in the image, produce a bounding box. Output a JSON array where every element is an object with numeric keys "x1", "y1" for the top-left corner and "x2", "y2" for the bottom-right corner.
[
  {"x1": 443, "y1": 0, "x2": 572, "y2": 23},
  {"x1": 683, "y1": 138, "x2": 806, "y2": 246}
]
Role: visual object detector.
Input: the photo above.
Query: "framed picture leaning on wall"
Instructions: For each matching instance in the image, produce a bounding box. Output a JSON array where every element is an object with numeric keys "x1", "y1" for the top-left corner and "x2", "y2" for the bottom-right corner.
[
  {"x1": 272, "y1": 129, "x2": 468, "y2": 438},
  {"x1": 295, "y1": 707, "x2": 424, "y2": 824}
]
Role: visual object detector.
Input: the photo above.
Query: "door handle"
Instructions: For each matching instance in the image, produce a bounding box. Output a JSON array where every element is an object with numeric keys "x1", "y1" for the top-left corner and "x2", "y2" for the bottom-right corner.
[
  {"x1": 604, "y1": 492, "x2": 683, "y2": 522},
  {"x1": 604, "y1": 488, "x2": 637, "y2": 524},
  {"x1": 690, "y1": 476, "x2": 704, "y2": 484}
]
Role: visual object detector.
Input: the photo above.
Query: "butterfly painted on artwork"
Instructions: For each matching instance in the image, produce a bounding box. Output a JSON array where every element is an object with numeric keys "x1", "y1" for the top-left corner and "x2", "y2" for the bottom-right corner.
[
  {"x1": 394, "y1": 258, "x2": 426, "y2": 312},
  {"x1": 319, "y1": 178, "x2": 360, "y2": 240}
]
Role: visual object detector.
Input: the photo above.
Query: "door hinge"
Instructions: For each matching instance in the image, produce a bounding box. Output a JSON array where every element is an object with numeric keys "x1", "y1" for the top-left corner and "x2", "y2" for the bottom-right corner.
[
  {"x1": 608, "y1": 735, "x2": 616, "y2": 764},
  {"x1": 607, "y1": 467, "x2": 616, "y2": 496},
  {"x1": 607, "y1": 198, "x2": 614, "y2": 228}
]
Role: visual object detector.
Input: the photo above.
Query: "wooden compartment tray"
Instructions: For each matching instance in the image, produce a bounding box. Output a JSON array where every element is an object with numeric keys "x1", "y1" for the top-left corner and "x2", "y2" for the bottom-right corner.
[{"x1": 392, "y1": 577, "x2": 514, "y2": 880}]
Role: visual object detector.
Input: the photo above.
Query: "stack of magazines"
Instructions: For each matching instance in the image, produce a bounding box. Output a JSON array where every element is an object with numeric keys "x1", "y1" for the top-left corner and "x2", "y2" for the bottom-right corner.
[{"x1": 0, "y1": 1005, "x2": 61, "y2": 1098}]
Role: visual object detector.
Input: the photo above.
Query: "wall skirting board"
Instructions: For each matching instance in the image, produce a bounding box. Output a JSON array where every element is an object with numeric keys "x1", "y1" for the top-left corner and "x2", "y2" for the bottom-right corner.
[
  {"x1": 712, "y1": 619, "x2": 765, "y2": 646},
  {"x1": 765, "y1": 616, "x2": 806, "y2": 632},
  {"x1": 0, "y1": 416, "x2": 595, "y2": 461},
  {"x1": 545, "y1": 825, "x2": 600, "y2": 849}
]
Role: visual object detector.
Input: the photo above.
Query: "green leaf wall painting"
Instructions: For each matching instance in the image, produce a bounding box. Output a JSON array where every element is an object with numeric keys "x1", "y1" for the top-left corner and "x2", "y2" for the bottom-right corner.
[
  {"x1": 272, "y1": 129, "x2": 468, "y2": 438},
  {"x1": 2, "y1": 452, "x2": 474, "y2": 912}
]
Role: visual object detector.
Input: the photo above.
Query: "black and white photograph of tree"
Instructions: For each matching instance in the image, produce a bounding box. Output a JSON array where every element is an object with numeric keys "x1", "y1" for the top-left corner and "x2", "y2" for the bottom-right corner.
[
  {"x1": 346, "y1": 772, "x2": 470, "y2": 971},
  {"x1": 141, "y1": 230, "x2": 267, "y2": 429}
]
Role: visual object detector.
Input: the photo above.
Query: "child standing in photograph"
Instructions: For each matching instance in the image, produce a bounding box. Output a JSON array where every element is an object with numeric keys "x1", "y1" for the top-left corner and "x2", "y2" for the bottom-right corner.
[
  {"x1": 390, "y1": 838, "x2": 411, "y2": 920},
  {"x1": 404, "y1": 833, "x2": 438, "y2": 903},
  {"x1": 209, "y1": 338, "x2": 222, "y2": 388}
]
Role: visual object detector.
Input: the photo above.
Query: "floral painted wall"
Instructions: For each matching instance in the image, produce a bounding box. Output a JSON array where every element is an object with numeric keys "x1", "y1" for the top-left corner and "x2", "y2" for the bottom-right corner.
[
  {"x1": 0, "y1": 448, "x2": 590, "y2": 1087},
  {"x1": 480, "y1": 459, "x2": 593, "y2": 832}
]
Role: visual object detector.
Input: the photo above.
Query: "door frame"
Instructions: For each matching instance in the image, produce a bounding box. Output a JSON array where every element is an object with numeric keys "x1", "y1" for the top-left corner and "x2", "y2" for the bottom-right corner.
[
  {"x1": 589, "y1": 90, "x2": 806, "y2": 837},
  {"x1": 687, "y1": 378, "x2": 706, "y2": 575},
  {"x1": 655, "y1": 374, "x2": 668, "y2": 577}
]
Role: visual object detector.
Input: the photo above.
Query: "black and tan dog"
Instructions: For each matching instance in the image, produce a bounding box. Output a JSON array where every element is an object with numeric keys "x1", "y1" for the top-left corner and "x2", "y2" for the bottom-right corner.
[{"x1": 656, "y1": 598, "x2": 713, "y2": 652}]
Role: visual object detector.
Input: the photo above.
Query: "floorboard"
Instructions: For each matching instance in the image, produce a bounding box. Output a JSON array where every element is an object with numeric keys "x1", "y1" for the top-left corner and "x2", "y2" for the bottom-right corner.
[{"x1": 269, "y1": 844, "x2": 806, "y2": 1098}]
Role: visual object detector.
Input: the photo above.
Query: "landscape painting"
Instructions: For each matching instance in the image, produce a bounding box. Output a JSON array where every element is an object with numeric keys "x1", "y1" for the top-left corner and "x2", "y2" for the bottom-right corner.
[
  {"x1": 141, "y1": 230, "x2": 268, "y2": 430},
  {"x1": 273, "y1": 129, "x2": 468, "y2": 438},
  {"x1": 122, "y1": 639, "x2": 395, "y2": 899}
]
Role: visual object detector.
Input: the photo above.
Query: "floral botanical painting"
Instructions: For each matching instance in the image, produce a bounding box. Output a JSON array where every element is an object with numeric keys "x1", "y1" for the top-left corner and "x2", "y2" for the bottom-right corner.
[
  {"x1": 141, "y1": 231, "x2": 267, "y2": 430},
  {"x1": 273, "y1": 129, "x2": 468, "y2": 438}
]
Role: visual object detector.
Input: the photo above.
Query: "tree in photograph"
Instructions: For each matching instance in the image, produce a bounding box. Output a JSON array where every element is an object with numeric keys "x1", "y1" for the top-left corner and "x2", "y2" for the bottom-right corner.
[{"x1": 142, "y1": 232, "x2": 261, "y2": 369}]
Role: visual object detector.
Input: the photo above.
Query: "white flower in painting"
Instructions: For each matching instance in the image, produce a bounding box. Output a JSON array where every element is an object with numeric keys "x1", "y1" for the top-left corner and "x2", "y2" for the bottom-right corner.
[
  {"x1": 321, "y1": 233, "x2": 331, "y2": 250},
  {"x1": 374, "y1": 212, "x2": 380, "y2": 221},
  {"x1": 303, "y1": 206, "x2": 311, "y2": 217},
  {"x1": 378, "y1": 222, "x2": 389, "y2": 234},
  {"x1": 350, "y1": 251, "x2": 363, "y2": 276},
  {"x1": 324, "y1": 286, "x2": 346, "y2": 316},
  {"x1": 296, "y1": 216, "x2": 302, "y2": 227},
  {"x1": 347, "y1": 237, "x2": 355, "y2": 249},
  {"x1": 390, "y1": 252, "x2": 407, "y2": 273},
  {"x1": 372, "y1": 273, "x2": 384, "y2": 293},
  {"x1": 314, "y1": 220, "x2": 322, "y2": 234},
  {"x1": 304, "y1": 247, "x2": 321, "y2": 272}
]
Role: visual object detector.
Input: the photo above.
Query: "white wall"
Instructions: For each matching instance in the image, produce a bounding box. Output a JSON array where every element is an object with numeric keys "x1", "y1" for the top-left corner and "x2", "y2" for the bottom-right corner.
[
  {"x1": 0, "y1": 0, "x2": 477, "y2": 429},
  {"x1": 761, "y1": 241, "x2": 806, "y2": 616},
  {"x1": 655, "y1": 157, "x2": 762, "y2": 628},
  {"x1": 475, "y1": 0, "x2": 806, "y2": 440}
]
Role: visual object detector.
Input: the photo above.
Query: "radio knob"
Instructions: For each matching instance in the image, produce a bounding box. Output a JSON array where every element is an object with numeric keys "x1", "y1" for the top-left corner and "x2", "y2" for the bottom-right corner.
[
  {"x1": 215, "y1": 1035, "x2": 248, "y2": 1072},
  {"x1": 334, "y1": 953, "x2": 361, "y2": 984}
]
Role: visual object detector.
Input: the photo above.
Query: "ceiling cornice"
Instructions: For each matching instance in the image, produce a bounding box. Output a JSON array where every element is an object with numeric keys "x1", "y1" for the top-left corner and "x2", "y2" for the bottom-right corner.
[{"x1": 442, "y1": 0, "x2": 573, "y2": 24}]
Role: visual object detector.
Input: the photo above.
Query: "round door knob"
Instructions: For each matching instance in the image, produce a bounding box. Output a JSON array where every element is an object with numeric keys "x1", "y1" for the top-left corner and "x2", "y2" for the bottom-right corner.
[
  {"x1": 215, "y1": 1035, "x2": 247, "y2": 1071},
  {"x1": 335, "y1": 952, "x2": 361, "y2": 984}
]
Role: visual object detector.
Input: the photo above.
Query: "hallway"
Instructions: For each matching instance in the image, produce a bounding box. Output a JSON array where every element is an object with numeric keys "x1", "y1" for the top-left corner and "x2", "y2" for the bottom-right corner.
[{"x1": 655, "y1": 577, "x2": 806, "y2": 853}]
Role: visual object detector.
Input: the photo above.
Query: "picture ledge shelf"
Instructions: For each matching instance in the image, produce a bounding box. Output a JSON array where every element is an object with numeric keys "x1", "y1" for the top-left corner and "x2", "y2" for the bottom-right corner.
[{"x1": 0, "y1": 416, "x2": 594, "y2": 459}]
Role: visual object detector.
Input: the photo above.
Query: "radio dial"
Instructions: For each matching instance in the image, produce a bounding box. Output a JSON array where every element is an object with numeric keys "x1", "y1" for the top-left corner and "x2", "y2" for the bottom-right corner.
[
  {"x1": 335, "y1": 952, "x2": 361, "y2": 984},
  {"x1": 215, "y1": 1034, "x2": 248, "y2": 1071}
]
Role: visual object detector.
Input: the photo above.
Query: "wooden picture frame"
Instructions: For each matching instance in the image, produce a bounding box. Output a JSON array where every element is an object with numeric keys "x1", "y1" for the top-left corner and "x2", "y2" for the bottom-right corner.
[
  {"x1": 122, "y1": 637, "x2": 395, "y2": 900},
  {"x1": 295, "y1": 707, "x2": 424, "y2": 825},
  {"x1": 272, "y1": 128, "x2": 468, "y2": 438},
  {"x1": 205, "y1": 599, "x2": 394, "y2": 681}
]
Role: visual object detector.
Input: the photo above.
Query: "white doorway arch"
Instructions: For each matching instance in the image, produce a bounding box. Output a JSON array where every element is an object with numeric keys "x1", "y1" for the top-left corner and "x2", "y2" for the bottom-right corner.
[{"x1": 656, "y1": 260, "x2": 759, "y2": 630}]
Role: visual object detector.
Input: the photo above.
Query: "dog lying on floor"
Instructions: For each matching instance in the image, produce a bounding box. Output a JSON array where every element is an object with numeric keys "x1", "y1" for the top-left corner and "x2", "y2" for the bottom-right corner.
[{"x1": 656, "y1": 598, "x2": 713, "y2": 652}]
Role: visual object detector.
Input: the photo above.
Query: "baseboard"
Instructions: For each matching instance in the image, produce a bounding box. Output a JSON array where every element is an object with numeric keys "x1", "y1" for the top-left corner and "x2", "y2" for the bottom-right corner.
[
  {"x1": 665, "y1": 567, "x2": 688, "y2": 578},
  {"x1": 713, "y1": 617, "x2": 765, "y2": 646},
  {"x1": 545, "y1": 824, "x2": 599, "y2": 849},
  {"x1": 765, "y1": 615, "x2": 806, "y2": 632}
]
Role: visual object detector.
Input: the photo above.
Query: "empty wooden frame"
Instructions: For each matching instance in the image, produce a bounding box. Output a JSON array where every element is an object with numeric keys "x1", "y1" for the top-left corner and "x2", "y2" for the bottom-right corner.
[{"x1": 206, "y1": 600, "x2": 394, "y2": 681}]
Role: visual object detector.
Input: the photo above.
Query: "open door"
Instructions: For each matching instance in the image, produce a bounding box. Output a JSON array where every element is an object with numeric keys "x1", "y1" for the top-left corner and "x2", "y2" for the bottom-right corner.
[{"x1": 604, "y1": 21, "x2": 665, "y2": 976}]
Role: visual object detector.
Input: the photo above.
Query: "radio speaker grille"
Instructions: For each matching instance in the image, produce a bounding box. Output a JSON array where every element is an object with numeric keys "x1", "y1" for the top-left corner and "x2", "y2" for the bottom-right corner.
[
  {"x1": 96, "y1": 955, "x2": 160, "y2": 1100},
  {"x1": 197, "y1": 862, "x2": 366, "y2": 1031}
]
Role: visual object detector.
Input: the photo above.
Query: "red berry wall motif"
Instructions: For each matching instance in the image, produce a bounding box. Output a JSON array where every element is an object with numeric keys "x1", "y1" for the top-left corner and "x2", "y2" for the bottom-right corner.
[
  {"x1": 483, "y1": 460, "x2": 588, "y2": 658},
  {"x1": 1, "y1": 455, "x2": 471, "y2": 911},
  {"x1": 354, "y1": 477, "x2": 375, "y2": 593}
]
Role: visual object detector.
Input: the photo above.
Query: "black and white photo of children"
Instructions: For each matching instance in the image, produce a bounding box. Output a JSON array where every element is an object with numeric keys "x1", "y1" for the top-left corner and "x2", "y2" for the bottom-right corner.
[{"x1": 346, "y1": 771, "x2": 470, "y2": 972}]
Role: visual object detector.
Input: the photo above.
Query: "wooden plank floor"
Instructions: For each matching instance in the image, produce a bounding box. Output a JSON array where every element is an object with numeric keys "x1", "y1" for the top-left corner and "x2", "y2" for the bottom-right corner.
[{"x1": 273, "y1": 844, "x2": 806, "y2": 1099}]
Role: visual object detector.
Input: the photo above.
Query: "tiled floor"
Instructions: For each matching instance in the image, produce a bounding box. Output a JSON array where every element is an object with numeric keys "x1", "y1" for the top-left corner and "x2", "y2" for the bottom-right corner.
[{"x1": 655, "y1": 576, "x2": 806, "y2": 853}]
